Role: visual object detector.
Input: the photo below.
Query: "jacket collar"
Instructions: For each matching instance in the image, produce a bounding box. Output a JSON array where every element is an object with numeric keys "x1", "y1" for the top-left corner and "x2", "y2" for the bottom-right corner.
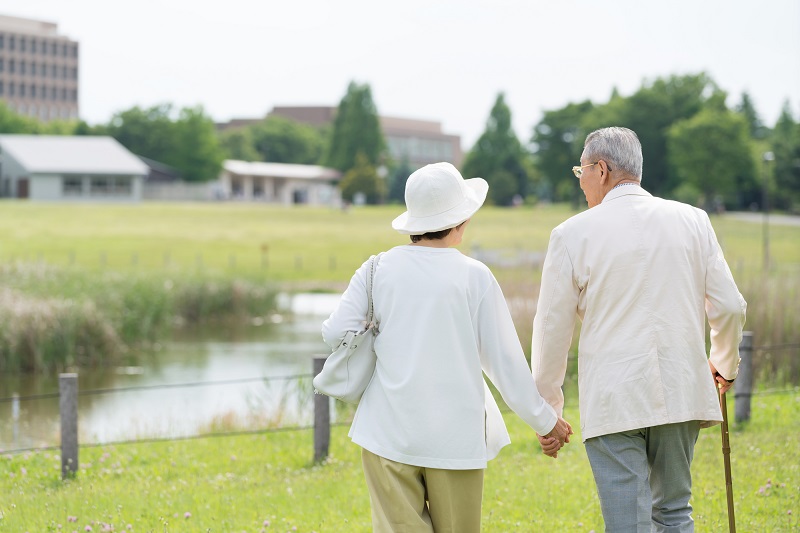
[{"x1": 601, "y1": 183, "x2": 651, "y2": 204}]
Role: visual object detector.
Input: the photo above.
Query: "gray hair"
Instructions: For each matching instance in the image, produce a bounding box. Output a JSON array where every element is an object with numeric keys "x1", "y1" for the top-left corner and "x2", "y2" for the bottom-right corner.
[{"x1": 582, "y1": 127, "x2": 643, "y2": 180}]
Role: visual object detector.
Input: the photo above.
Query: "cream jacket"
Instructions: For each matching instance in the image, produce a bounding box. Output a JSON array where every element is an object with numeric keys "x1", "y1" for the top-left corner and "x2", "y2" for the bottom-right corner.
[
  {"x1": 532, "y1": 185, "x2": 746, "y2": 441},
  {"x1": 323, "y1": 245, "x2": 557, "y2": 470}
]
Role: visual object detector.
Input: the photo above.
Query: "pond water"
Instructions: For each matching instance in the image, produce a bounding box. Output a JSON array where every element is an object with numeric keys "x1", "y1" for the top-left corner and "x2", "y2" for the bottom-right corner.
[{"x1": 0, "y1": 293, "x2": 342, "y2": 453}]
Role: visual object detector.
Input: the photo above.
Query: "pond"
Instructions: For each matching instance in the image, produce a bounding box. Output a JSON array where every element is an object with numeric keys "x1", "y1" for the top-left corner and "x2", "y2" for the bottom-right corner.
[{"x1": 0, "y1": 293, "x2": 342, "y2": 453}]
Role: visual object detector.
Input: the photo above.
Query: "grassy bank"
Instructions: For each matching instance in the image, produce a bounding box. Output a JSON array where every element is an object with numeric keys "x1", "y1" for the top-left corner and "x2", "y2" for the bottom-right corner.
[{"x1": 1, "y1": 392, "x2": 797, "y2": 531}]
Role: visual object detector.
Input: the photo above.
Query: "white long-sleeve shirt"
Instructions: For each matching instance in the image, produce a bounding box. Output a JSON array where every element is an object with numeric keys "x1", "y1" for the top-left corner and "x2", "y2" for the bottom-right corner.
[{"x1": 322, "y1": 245, "x2": 557, "y2": 470}]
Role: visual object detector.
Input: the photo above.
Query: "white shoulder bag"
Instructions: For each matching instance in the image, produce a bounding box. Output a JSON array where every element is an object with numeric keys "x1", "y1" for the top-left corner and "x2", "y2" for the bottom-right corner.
[{"x1": 313, "y1": 253, "x2": 381, "y2": 404}]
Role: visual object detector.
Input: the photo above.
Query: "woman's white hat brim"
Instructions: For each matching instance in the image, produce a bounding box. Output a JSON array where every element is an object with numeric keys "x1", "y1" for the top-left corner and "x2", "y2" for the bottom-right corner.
[{"x1": 392, "y1": 177, "x2": 488, "y2": 235}]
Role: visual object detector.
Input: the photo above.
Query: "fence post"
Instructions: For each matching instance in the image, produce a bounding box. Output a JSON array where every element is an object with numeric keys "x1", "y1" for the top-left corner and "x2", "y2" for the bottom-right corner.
[
  {"x1": 734, "y1": 331, "x2": 753, "y2": 423},
  {"x1": 313, "y1": 357, "x2": 330, "y2": 463},
  {"x1": 59, "y1": 373, "x2": 79, "y2": 479},
  {"x1": 12, "y1": 393, "x2": 19, "y2": 444}
]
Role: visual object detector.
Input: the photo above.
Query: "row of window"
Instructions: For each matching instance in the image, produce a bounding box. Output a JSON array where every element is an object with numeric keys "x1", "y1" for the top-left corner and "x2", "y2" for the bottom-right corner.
[
  {"x1": 0, "y1": 81, "x2": 77, "y2": 101},
  {"x1": 64, "y1": 177, "x2": 132, "y2": 196},
  {"x1": 0, "y1": 33, "x2": 77, "y2": 58},
  {"x1": 5, "y1": 102, "x2": 78, "y2": 120},
  {"x1": 0, "y1": 58, "x2": 78, "y2": 79}
]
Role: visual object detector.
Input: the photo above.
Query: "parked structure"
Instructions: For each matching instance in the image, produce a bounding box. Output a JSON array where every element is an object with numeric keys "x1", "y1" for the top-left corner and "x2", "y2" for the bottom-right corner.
[
  {"x1": 219, "y1": 160, "x2": 341, "y2": 205},
  {"x1": 0, "y1": 14, "x2": 79, "y2": 121},
  {"x1": 0, "y1": 135, "x2": 147, "y2": 201},
  {"x1": 217, "y1": 106, "x2": 464, "y2": 169}
]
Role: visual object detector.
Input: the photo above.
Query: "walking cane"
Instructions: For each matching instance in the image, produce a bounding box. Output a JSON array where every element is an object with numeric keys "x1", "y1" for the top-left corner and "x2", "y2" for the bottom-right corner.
[{"x1": 719, "y1": 381, "x2": 736, "y2": 532}]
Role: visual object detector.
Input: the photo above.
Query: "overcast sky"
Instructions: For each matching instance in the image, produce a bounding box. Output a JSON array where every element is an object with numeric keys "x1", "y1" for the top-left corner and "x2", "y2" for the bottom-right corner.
[{"x1": 6, "y1": 0, "x2": 800, "y2": 148}]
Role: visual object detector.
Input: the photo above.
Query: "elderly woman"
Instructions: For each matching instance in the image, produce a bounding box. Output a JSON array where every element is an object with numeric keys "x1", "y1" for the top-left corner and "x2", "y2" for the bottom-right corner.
[{"x1": 322, "y1": 162, "x2": 571, "y2": 532}]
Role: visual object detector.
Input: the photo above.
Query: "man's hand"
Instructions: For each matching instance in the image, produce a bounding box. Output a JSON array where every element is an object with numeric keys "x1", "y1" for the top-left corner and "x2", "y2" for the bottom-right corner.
[
  {"x1": 537, "y1": 417, "x2": 573, "y2": 458},
  {"x1": 709, "y1": 361, "x2": 734, "y2": 394}
]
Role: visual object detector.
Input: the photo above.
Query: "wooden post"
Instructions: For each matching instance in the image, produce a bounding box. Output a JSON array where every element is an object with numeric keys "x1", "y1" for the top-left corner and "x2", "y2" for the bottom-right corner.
[
  {"x1": 313, "y1": 357, "x2": 330, "y2": 463},
  {"x1": 12, "y1": 393, "x2": 19, "y2": 444},
  {"x1": 59, "y1": 373, "x2": 79, "y2": 479},
  {"x1": 734, "y1": 332, "x2": 753, "y2": 423}
]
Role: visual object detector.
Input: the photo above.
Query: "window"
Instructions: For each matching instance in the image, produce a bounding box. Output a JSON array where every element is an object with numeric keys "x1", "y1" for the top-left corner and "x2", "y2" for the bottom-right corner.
[
  {"x1": 9, "y1": 59, "x2": 14, "y2": 74},
  {"x1": 72, "y1": 67, "x2": 78, "y2": 80},
  {"x1": 20, "y1": 38, "x2": 26, "y2": 52},
  {"x1": 9, "y1": 35, "x2": 15, "y2": 51},
  {"x1": 72, "y1": 44, "x2": 78, "y2": 58},
  {"x1": 0, "y1": 81, "x2": 3, "y2": 96},
  {"x1": 90, "y1": 176, "x2": 132, "y2": 196},
  {"x1": 9, "y1": 82, "x2": 14, "y2": 96},
  {"x1": 31, "y1": 39, "x2": 37, "y2": 54},
  {"x1": 62, "y1": 65, "x2": 68, "y2": 79},
  {"x1": 19, "y1": 84, "x2": 25, "y2": 97},
  {"x1": 51, "y1": 64, "x2": 57, "y2": 78},
  {"x1": 62, "y1": 43, "x2": 68, "y2": 57},
  {"x1": 0, "y1": 34, "x2": 4, "y2": 49},
  {"x1": 71, "y1": 89, "x2": 78, "y2": 102},
  {"x1": 61, "y1": 88, "x2": 67, "y2": 101},
  {"x1": 50, "y1": 87, "x2": 56, "y2": 100},
  {"x1": 20, "y1": 61, "x2": 26, "y2": 75},
  {"x1": 63, "y1": 177, "x2": 83, "y2": 196},
  {"x1": 31, "y1": 85, "x2": 36, "y2": 98},
  {"x1": 51, "y1": 42, "x2": 57, "y2": 56},
  {"x1": 0, "y1": 58, "x2": 3, "y2": 72}
]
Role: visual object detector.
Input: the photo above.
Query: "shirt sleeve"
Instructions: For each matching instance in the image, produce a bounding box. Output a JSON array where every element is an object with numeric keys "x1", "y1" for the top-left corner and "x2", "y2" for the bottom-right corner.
[
  {"x1": 476, "y1": 275, "x2": 558, "y2": 436},
  {"x1": 531, "y1": 227, "x2": 580, "y2": 416},
  {"x1": 321, "y1": 258, "x2": 370, "y2": 349},
  {"x1": 703, "y1": 214, "x2": 747, "y2": 380}
]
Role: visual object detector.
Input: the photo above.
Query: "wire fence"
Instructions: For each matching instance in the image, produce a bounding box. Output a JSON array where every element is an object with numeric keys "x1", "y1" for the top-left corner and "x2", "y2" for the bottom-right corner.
[{"x1": 1, "y1": 342, "x2": 798, "y2": 457}]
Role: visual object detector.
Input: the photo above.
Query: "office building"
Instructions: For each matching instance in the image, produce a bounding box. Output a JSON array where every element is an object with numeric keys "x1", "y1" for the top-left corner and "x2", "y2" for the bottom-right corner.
[{"x1": 0, "y1": 14, "x2": 79, "y2": 121}]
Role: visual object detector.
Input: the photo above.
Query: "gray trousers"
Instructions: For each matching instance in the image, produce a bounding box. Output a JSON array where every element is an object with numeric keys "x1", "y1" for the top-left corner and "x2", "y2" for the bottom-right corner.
[{"x1": 584, "y1": 421, "x2": 701, "y2": 533}]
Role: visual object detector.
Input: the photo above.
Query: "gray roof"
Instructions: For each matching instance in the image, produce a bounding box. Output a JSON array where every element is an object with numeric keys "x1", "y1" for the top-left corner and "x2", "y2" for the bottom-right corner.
[
  {"x1": 0, "y1": 135, "x2": 149, "y2": 176},
  {"x1": 224, "y1": 160, "x2": 341, "y2": 180}
]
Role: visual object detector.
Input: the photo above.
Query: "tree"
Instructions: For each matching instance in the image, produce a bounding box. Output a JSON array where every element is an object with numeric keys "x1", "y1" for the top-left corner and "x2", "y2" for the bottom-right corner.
[
  {"x1": 171, "y1": 106, "x2": 225, "y2": 182},
  {"x1": 338, "y1": 152, "x2": 386, "y2": 204},
  {"x1": 387, "y1": 157, "x2": 413, "y2": 204},
  {"x1": 250, "y1": 115, "x2": 325, "y2": 164},
  {"x1": 0, "y1": 102, "x2": 39, "y2": 133},
  {"x1": 104, "y1": 104, "x2": 179, "y2": 165},
  {"x1": 531, "y1": 100, "x2": 594, "y2": 202},
  {"x1": 326, "y1": 82, "x2": 385, "y2": 172},
  {"x1": 462, "y1": 93, "x2": 530, "y2": 205},
  {"x1": 104, "y1": 104, "x2": 223, "y2": 182},
  {"x1": 770, "y1": 102, "x2": 800, "y2": 210},
  {"x1": 219, "y1": 127, "x2": 261, "y2": 161},
  {"x1": 736, "y1": 92, "x2": 767, "y2": 139},
  {"x1": 667, "y1": 108, "x2": 755, "y2": 209}
]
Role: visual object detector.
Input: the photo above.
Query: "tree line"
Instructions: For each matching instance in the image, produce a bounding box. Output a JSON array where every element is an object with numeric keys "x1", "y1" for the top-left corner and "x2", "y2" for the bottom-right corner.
[{"x1": 1, "y1": 72, "x2": 798, "y2": 211}]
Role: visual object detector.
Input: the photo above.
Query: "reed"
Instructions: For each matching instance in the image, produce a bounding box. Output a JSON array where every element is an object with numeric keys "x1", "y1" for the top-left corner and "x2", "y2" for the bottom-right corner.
[{"x1": 0, "y1": 263, "x2": 278, "y2": 373}]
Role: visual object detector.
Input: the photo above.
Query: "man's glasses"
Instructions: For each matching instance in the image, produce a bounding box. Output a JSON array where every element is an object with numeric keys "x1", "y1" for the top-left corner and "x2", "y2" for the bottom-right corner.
[{"x1": 572, "y1": 161, "x2": 613, "y2": 178}]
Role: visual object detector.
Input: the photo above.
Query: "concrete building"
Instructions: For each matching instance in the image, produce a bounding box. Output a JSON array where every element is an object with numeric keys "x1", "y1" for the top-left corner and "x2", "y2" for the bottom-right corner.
[
  {"x1": 0, "y1": 14, "x2": 79, "y2": 121},
  {"x1": 269, "y1": 106, "x2": 463, "y2": 169},
  {"x1": 220, "y1": 160, "x2": 341, "y2": 205},
  {"x1": 0, "y1": 135, "x2": 147, "y2": 201},
  {"x1": 217, "y1": 106, "x2": 464, "y2": 170}
]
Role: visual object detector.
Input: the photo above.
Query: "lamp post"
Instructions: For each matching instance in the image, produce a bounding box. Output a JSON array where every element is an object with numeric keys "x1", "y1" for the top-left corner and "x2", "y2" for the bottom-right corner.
[{"x1": 762, "y1": 151, "x2": 774, "y2": 270}]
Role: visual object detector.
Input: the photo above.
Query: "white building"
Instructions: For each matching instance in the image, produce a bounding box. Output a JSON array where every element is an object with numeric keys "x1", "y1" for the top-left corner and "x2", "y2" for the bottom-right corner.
[
  {"x1": 0, "y1": 135, "x2": 148, "y2": 201},
  {"x1": 220, "y1": 160, "x2": 342, "y2": 205}
]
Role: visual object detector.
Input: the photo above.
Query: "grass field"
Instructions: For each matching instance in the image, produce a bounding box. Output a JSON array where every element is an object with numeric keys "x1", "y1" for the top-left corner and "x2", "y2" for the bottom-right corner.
[
  {"x1": 2, "y1": 202, "x2": 798, "y2": 283},
  {"x1": 0, "y1": 392, "x2": 797, "y2": 532}
]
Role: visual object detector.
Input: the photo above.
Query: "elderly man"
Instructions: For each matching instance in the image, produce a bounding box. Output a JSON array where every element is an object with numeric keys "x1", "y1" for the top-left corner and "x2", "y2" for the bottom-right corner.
[{"x1": 532, "y1": 127, "x2": 746, "y2": 532}]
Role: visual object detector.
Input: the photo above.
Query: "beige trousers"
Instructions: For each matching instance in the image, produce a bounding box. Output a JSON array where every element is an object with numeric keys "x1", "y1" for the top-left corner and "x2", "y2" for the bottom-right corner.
[{"x1": 361, "y1": 448, "x2": 484, "y2": 533}]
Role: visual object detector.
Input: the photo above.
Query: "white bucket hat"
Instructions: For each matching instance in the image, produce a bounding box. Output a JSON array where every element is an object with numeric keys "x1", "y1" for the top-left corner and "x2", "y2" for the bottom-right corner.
[{"x1": 392, "y1": 162, "x2": 489, "y2": 235}]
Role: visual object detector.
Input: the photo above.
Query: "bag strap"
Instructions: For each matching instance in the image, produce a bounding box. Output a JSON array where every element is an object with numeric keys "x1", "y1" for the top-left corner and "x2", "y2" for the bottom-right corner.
[{"x1": 365, "y1": 253, "x2": 382, "y2": 330}]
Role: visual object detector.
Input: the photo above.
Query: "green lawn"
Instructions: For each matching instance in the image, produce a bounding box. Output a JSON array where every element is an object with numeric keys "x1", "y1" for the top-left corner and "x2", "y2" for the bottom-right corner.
[
  {"x1": 1, "y1": 392, "x2": 797, "y2": 532},
  {"x1": 2, "y1": 202, "x2": 796, "y2": 284}
]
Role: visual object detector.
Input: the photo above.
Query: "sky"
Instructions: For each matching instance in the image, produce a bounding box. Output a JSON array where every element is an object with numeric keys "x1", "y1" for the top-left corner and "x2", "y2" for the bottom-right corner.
[{"x1": 4, "y1": 0, "x2": 800, "y2": 148}]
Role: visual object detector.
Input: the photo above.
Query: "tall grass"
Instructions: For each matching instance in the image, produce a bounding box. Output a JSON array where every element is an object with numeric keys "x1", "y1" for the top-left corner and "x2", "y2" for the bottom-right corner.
[{"x1": 0, "y1": 262, "x2": 278, "y2": 373}]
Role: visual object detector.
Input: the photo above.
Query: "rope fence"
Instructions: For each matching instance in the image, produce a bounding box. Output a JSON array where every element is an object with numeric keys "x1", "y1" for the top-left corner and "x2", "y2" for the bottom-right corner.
[{"x1": 1, "y1": 334, "x2": 798, "y2": 472}]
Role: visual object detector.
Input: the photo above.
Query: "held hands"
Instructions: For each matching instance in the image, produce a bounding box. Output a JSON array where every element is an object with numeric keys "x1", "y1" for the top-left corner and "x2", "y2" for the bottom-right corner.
[
  {"x1": 537, "y1": 417, "x2": 573, "y2": 459},
  {"x1": 709, "y1": 361, "x2": 734, "y2": 394}
]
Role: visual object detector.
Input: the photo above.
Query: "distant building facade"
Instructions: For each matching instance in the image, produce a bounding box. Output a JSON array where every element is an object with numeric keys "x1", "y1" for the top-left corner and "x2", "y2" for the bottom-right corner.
[
  {"x1": 0, "y1": 14, "x2": 79, "y2": 121},
  {"x1": 0, "y1": 135, "x2": 147, "y2": 201},
  {"x1": 217, "y1": 106, "x2": 464, "y2": 170},
  {"x1": 220, "y1": 160, "x2": 341, "y2": 205}
]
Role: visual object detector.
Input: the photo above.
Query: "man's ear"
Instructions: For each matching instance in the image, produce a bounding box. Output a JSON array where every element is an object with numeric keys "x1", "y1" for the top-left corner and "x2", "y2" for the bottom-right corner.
[{"x1": 599, "y1": 160, "x2": 610, "y2": 185}]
